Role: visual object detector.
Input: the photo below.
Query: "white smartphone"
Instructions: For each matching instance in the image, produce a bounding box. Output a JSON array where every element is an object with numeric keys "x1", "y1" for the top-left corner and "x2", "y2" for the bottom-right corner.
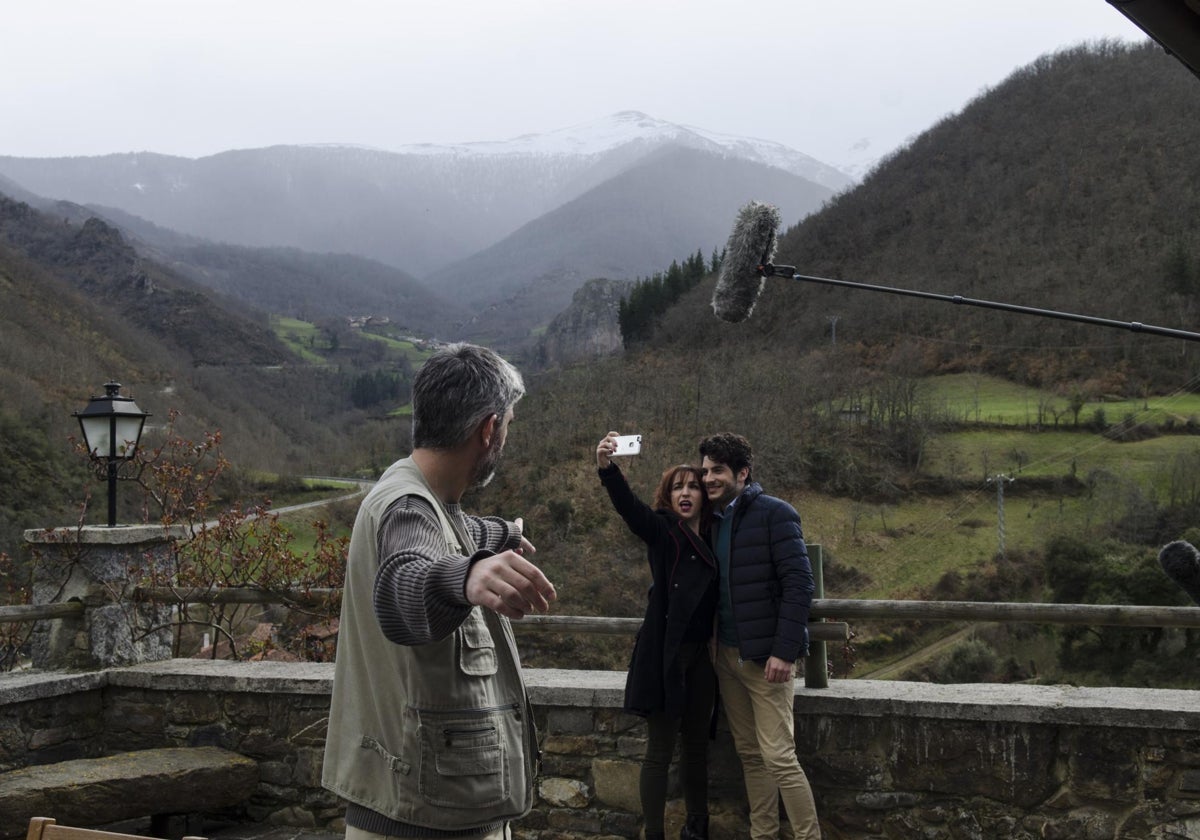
[{"x1": 612, "y1": 434, "x2": 642, "y2": 456}]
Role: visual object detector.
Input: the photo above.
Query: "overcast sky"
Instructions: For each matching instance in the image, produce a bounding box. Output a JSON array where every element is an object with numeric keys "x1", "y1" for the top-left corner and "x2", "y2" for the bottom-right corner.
[{"x1": 1, "y1": 1, "x2": 1147, "y2": 172}]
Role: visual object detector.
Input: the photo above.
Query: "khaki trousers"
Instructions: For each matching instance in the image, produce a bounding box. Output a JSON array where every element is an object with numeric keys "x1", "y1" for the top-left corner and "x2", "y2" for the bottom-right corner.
[
  {"x1": 716, "y1": 644, "x2": 820, "y2": 840},
  {"x1": 346, "y1": 823, "x2": 510, "y2": 840}
]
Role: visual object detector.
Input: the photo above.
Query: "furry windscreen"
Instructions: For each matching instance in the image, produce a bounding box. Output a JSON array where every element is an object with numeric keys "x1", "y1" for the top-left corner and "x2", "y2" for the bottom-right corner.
[{"x1": 711, "y1": 200, "x2": 781, "y2": 323}]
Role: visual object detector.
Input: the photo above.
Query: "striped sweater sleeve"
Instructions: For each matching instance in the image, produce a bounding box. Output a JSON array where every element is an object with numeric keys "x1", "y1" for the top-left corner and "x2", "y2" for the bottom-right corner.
[
  {"x1": 372, "y1": 495, "x2": 522, "y2": 645},
  {"x1": 465, "y1": 512, "x2": 522, "y2": 555}
]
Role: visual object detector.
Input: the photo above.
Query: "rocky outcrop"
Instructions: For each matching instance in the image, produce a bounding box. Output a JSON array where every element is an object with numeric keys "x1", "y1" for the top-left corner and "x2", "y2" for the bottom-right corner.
[{"x1": 533, "y1": 277, "x2": 633, "y2": 370}]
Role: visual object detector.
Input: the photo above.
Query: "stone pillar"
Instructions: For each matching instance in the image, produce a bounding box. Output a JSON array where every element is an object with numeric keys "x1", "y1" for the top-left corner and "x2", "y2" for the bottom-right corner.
[{"x1": 23, "y1": 524, "x2": 188, "y2": 670}]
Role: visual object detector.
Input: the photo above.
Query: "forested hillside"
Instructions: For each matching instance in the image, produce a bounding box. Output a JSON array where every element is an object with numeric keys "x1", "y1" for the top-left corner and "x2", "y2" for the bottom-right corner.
[
  {"x1": 82, "y1": 202, "x2": 469, "y2": 334},
  {"x1": 0, "y1": 196, "x2": 420, "y2": 558},
  {"x1": 682, "y1": 41, "x2": 1200, "y2": 392}
]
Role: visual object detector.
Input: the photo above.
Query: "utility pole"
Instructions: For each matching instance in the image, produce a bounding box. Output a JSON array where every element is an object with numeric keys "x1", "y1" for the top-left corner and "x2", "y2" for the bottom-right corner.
[
  {"x1": 827, "y1": 314, "x2": 840, "y2": 346},
  {"x1": 986, "y1": 474, "x2": 1015, "y2": 557}
]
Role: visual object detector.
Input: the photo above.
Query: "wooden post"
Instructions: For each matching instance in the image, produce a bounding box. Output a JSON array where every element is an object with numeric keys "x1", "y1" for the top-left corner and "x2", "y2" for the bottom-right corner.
[{"x1": 804, "y1": 544, "x2": 829, "y2": 689}]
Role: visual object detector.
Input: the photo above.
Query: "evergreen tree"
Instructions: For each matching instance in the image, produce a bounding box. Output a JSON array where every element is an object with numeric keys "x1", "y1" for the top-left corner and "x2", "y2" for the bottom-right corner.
[
  {"x1": 618, "y1": 247, "x2": 714, "y2": 346},
  {"x1": 711, "y1": 247, "x2": 725, "y2": 274}
]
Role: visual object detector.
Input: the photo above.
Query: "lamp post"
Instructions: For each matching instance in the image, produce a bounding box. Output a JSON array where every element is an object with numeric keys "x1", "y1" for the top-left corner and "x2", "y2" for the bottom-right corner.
[{"x1": 73, "y1": 381, "x2": 150, "y2": 527}]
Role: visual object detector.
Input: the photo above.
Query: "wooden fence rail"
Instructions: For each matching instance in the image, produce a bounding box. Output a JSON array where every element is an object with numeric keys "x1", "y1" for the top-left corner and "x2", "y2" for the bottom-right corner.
[
  {"x1": 0, "y1": 602, "x2": 85, "y2": 623},
  {"x1": 133, "y1": 586, "x2": 341, "y2": 608},
  {"x1": 4, "y1": 591, "x2": 1196, "y2": 689},
  {"x1": 809, "y1": 598, "x2": 1200, "y2": 628},
  {"x1": 513, "y1": 614, "x2": 850, "y2": 642},
  {"x1": 3, "y1": 594, "x2": 1197, "y2": 630}
]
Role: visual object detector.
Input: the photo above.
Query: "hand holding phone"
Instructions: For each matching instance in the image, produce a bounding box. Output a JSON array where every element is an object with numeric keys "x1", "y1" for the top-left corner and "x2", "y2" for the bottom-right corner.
[{"x1": 597, "y1": 432, "x2": 642, "y2": 468}]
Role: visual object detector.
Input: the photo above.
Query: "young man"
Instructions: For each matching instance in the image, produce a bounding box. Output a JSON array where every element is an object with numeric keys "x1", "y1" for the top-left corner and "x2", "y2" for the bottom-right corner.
[
  {"x1": 323, "y1": 343, "x2": 557, "y2": 840},
  {"x1": 699, "y1": 433, "x2": 821, "y2": 840}
]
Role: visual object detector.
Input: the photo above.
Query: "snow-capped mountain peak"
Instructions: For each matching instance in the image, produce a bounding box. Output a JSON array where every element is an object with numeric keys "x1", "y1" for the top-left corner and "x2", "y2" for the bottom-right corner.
[{"x1": 398, "y1": 111, "x2": 852, "y2": 192}]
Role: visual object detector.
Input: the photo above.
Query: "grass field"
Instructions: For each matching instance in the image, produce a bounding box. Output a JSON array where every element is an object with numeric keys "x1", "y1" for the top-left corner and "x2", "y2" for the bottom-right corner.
[
  {"x1": 922, "y1": 428, "x2": 1200, "y2": 488},
  {"x1": 270, "y1": 316, "x2": 433, "y2": 366},
  {"x1": 924, "y1": 372, "x2": 1200, "y2": 426},
  {"x1": 795, "y1": 490, "x2": 1094, "y2": 600},
  {"x1": 271, "y1": 316, "x2": 327, "y2": 364},
  {"x1": 357, "y1": 329, "x2": 432, "y2": 363},
  {"x1": 922, "y1": 373, "x2": 1200, "y2": 499},
  {"x1": 801, "y1": 374, "x2": 1200, "y2": 598}
]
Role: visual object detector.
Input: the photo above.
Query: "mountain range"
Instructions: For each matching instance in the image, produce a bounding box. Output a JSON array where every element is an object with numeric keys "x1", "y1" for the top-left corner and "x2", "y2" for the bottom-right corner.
[
  {"x1": 2, "y1": 40, "x2": 1197, "y2": 558},
  {"x1": 0, "y1": 112, "x2": 848, "y2": 354}
]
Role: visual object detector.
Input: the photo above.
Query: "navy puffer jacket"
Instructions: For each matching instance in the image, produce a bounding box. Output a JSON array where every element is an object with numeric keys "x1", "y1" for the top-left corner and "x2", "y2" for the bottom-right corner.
[{"x1": 721, "y1": 482, "x2": 815, "y2": 663}]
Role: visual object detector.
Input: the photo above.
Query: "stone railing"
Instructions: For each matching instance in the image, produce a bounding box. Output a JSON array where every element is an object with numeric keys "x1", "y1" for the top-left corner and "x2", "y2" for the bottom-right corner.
[{"x1": 4, "y1": 660, "x2": 1200, "y2": 839}]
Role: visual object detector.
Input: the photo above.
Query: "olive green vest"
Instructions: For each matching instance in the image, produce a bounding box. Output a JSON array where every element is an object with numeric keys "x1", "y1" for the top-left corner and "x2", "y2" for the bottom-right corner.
[{"x1": 321, "y1": 457, "x2": 535, "y2": 830}]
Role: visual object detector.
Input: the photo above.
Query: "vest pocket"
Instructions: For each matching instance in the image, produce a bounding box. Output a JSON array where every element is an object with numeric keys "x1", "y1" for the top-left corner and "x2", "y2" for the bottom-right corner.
[
  {"x1": 416, "y1": 709, "x2": 512, "y2": 808},
  {"x1": 459, "y1": 608, "x2": 498, "y2": 675}
]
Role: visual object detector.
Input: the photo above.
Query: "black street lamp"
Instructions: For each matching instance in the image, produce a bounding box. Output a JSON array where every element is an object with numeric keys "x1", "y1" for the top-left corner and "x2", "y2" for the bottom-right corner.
[{"x1": 73, "y1": 381, "x2": 151, "y2": 527}]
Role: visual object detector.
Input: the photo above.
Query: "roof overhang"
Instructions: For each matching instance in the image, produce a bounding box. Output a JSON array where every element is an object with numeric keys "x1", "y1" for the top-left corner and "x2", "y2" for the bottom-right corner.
[{"x1": 1108, "y1": 0, "x2": 1200, "y2": 79}]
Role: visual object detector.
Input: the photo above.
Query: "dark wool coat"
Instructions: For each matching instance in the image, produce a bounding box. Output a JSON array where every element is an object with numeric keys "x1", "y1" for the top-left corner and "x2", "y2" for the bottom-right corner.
[
  {"x1": 599, "y1": 463, "x2": 717, "y2": 718},
  {"x1": 719, "y1": 481, "x2": 815, "y2": 664}
]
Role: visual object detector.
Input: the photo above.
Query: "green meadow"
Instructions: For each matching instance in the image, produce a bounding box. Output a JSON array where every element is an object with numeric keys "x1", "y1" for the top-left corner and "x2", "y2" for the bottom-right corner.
[
  {"x1": 356, "y1": 329, "x2": 431, "y2": 363},
  {"x1": 810, "y1": 374, "x2": 1200, "y2": 597},
  {"x1": 271, "y1": 316, "x2": 432, "y2": 365},
  {"x1": 923, "y1": 372, "x2": 1200, "y2": 427},
  {"x1": 271, "y1": 316, "x2": 328, "y2": 364}
]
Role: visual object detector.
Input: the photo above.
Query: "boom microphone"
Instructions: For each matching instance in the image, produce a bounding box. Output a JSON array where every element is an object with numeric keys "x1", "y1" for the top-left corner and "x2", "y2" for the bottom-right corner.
[
  {"x1": 710, "y1": 200, "x2": 1200, "y2": 342},
  {"x1": 1158, "y1": 540, "x2": 1200, "y2": 606},
  {"x1": 712, "y1": 201, "x2": 781, "y2": 323}
]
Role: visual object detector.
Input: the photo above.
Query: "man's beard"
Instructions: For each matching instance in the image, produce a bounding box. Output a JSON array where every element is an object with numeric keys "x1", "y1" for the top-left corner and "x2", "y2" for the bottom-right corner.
[{"x1": 471, "y1": 441, "x2": 504, "y2": 489}]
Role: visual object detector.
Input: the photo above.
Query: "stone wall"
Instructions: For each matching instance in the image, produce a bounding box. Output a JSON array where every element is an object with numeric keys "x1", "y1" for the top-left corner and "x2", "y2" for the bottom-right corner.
[
  {"x1": 24, "y1": 525, "x2": 188, "y2": 670},
  {"x1": 3, "y1": 662, "x2": 1200, "y2": 839}
]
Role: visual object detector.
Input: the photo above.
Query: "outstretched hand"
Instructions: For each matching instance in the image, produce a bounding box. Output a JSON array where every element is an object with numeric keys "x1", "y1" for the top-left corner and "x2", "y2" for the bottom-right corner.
[
  {"x1": 466, "y1": 550, "x2": 557, "y2": 620},
  {"x1": 596, "y1": 431, "x2": 621, "y2": 469}
]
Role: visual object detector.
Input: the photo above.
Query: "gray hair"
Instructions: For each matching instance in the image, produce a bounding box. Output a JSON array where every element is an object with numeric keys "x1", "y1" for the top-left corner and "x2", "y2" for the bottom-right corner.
[{"x1": 411, "y1": 343, "x2": 525, "y2": 449}]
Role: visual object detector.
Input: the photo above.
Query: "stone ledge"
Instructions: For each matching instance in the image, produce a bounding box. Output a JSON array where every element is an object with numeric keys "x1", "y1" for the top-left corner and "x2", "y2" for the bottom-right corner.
[
  {"x1": 792, "y1": 678, "x2": 1200, "y2": 731},
  {"x1": 5, "y1": 662, "x2": 1199, "y2": 732},
  {"x1": 525, "y1": 667, "x2": 626, "y2": 708},
  {"x1": 0, "y1": 746, "x2": 257, "y2": 837},
  {"x1": 23, "y1": 524, "x2": 190, "y2": 546},
  {"x1": 0, "y1": 670, "x2": 106, "y2": 704},
  {"x1": 107, "y1": 658, "x2": 334, "y2": 694}
]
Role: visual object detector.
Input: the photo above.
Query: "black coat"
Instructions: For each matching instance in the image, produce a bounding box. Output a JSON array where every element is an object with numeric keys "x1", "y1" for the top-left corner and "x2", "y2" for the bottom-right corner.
[{"x1": 599, "y1": 463, "x2": 717, "y2": 718}]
